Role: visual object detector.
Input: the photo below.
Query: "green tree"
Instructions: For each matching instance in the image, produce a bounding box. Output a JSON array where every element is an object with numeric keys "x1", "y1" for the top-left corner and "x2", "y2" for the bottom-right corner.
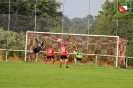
[
  {"x1": 63, "y1": 15, "x2": 94, "y2": 34},
  {"x1": 91, "y1": 0, "x2": 133, "y2": 57},
  {"x1": 0, "y1": 0, "x2": 62, "y2": 32},
  {"x1": 91, "y1": 0, "x2": 116, "y2": 35},
  {"x1": 0, "y1": 28, "x2": 25, "y2": 60}
]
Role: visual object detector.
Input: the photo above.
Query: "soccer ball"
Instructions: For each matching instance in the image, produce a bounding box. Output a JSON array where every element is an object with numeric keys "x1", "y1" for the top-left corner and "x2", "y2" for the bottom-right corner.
[{"x1": 57, "y1": 38, "x2": 61, "y2": 42}]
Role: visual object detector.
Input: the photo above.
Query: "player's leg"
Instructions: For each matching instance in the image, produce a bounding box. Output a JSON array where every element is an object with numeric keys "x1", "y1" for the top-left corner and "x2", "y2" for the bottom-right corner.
[
  {"x1": 65, "y1": 56, "x2": 69, "y2": 68},
  {"x1": 27, "y1": 48, "x2": 38, "y2": 56},
  {"x1": 77, "y1": 58, "x2": 82, "y2": 65},
  {"x1": 44, "y1": 56, "x2": 49, "y2": 65},
  {"x1": 26, "y1": 50, "x2": 34, "y2": 55},
  {"x1": 74, "y1": 58, "x2": 77, "y2": 65},
  {"x1": 81, "y1": 59, "x2": 83, "y2": 65},
  {"x1": 34, "y1": 53, "x2": 38, "y2": 61},
  {"x1": 51, "y1": 56, "x2": 55, "y2": 66},
  {"x1": 26, "y1": 50, "x2": 34, "y2": 61},
  {"x1": 59, "y1": 58, "x2": 63, "y2": 68}
]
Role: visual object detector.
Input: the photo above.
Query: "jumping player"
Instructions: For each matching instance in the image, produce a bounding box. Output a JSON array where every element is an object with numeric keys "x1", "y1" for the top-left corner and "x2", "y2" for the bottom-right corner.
[
  {"x1": 26, "y1": 38, "x2": 44, "y2": 56},
  {"x1": 59, "y1": 44, "x2": 69, "y2": 68},
  {"x1": 44, "y1": 45, "x2": 55, "y2": 66}
]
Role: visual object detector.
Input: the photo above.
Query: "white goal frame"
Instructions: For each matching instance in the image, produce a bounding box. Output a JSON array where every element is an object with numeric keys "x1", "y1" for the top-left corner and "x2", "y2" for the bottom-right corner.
[{"x1": 25, "y1": 31, "x2": 120, "y2": 67}]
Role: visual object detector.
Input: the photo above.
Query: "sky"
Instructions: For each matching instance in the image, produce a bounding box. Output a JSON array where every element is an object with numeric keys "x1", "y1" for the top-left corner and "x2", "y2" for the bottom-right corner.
[{"x1": 56, "y1": 0, "x2": 113, "y2": 19}]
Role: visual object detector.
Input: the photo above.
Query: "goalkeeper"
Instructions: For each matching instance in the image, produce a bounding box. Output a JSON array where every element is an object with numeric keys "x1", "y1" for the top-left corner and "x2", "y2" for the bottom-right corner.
[
  {"x1": 27, "y1": 38, "x2": 44, "y2": 55},
  {"x1": 73, "y1": 50, "x2": 83, "y2": 65}
]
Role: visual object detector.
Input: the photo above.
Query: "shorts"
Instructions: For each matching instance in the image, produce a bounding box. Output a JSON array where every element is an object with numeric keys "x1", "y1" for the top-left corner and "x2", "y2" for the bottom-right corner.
[
  {"x1": 76, "y1": 58, "x2": 82, "y2": 61},
  {"x1": 61, "y1": 55, "x2": 67, "y2": 59},
  {"x1": 33, "y1": 47, "x2": 41, "y2": 53},
  {"x1": 47, "y1": 56, "x2": 54, "y2": 59},
  {"x1": 33, "y1": 48, "x2": 40, "y2": 53}
]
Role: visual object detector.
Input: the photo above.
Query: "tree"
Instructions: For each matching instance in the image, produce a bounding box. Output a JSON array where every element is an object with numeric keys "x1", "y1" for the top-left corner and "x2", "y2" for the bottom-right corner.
[
  {"x1": 65, "y1": 15, "x2": 95, "y2": 34},
  {"x1": 0, "y1": 0, "x2": 62, "y2": 17},
  {"x1": 0, "y1": 28, "x2": 26, "y2": 60},
  {"x1": 91, "y1": 0, "x2": 116, "y2": 35},
  {"x1": 91, "y1": 0, "x2": 133, "y2": 57},
  {"x1": 0, "y1": 0, "x2": 63, "y2": 32}
]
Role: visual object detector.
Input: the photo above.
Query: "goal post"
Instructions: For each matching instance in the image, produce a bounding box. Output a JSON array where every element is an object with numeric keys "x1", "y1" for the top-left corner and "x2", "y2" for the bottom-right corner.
[
  {"x1": 88, "y1": 35, "x2": 119, "y2": 67},
  {"x1": 25, "y1": 31, "x2": 120, "y2": 67}
]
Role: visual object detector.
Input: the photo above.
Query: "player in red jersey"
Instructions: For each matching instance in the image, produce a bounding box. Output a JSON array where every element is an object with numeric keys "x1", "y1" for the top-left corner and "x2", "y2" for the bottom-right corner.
[
  {"x1": 44, "y1": 45, "x2": 55, "y2": 66},
  {"x1": 59, "y1": 44, "x2": 69, "y2": 68}
]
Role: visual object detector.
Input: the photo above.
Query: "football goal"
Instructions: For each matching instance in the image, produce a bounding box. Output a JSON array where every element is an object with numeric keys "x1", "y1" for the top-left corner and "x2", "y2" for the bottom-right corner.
[{"x1": 25, "y1": 31, "x2": 127, "y2": 67}]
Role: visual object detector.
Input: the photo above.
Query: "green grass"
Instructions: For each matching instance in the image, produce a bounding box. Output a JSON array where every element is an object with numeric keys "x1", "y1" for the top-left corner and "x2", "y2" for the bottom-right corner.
[{"x1": 0, "y1": 61, "x2": 133, "y2": 88}]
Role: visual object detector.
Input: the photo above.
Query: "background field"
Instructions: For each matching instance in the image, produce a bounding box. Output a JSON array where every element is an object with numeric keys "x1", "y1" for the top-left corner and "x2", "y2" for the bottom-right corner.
[{"x1": 0, "y1": 61, "x2": 133, "y2": 88}]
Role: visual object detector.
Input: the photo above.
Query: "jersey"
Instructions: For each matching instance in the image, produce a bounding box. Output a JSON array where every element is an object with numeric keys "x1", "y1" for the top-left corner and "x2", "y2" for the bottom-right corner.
[
  {"x1": 46, "y1": 48, "x2": 54, "y2": 56},
  {"x1": 33, "y1": 39, "x2": 44, "y2": 53},
  {"x1": 35, "y1": 38, "x2": 44, "y2": 49},
  {"x1": 75, "y1": 52, "x2": 83, "y2": 59},
  {"x1": 60, "y1": 46, "x2": 68, "y2": 56}
]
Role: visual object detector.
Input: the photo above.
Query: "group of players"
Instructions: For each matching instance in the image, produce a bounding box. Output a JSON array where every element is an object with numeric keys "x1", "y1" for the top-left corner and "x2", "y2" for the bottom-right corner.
[{"x1": 27, "y1": 38, "x2": 83, "y2": 68}]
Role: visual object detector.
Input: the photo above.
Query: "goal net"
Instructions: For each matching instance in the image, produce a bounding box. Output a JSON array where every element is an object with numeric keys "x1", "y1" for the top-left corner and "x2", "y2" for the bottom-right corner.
[{"x1": 25, "y1": 31, "x2": 127, "y2": 67}]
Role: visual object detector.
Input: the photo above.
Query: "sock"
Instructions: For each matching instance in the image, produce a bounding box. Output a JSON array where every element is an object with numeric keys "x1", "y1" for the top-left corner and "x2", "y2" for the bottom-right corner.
[
  {"x1": 44, "y1": 59, "x2": 48, "y2": 64},
  {"x1": 75, "y1": 60, "x2": 77, "y2": 65},
  {"x1": 60, "y1": 61, "x2": 62, "y2": 67},
  {"x1": 66, "y1": 60, "x2": 69, "y2": 66},
  {"x1": 52, "y1": 59, "x2": 55, "y2": 65}
]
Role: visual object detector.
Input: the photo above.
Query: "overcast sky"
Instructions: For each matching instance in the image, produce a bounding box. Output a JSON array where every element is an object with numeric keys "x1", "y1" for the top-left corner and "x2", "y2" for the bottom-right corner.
[{"x1": 56, "y1": 0, "x2": 113, "y2": 19}]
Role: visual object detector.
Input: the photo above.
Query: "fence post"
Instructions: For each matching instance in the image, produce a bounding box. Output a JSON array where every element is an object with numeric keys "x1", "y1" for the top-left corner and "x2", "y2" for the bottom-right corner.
[
  {"x1": 125, "y1": 57, "x2": 128, "y2": 68},
  {"x1": 95, "y1": 55, "x2": 98, "y2": 65}
]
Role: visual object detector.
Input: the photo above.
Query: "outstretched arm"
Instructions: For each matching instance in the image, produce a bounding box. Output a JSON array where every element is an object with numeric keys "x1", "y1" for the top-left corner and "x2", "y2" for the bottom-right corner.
[
  {"x1": 35, "y1": 38, "x2": 41, "y2": 44},
  {"x1": 41, "y1": 41, "x2": 44, "y2": 46}
]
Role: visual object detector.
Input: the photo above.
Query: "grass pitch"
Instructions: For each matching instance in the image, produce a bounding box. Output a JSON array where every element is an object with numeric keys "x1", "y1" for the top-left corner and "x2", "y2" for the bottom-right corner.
[{"x1": 0, "y1": 61, "x2": 133, "y2": 88}]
